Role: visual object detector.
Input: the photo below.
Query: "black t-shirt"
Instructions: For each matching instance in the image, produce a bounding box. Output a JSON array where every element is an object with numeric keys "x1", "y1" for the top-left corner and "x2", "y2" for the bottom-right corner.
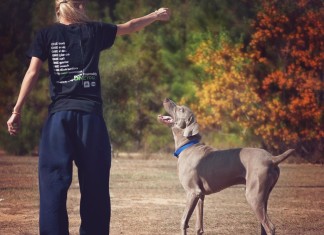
[{"x1": 28, "y1": 22, "x2": 117, "y2": 115}]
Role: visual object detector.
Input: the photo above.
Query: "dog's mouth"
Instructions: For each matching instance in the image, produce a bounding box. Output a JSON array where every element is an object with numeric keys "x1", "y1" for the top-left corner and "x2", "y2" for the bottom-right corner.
[
  {"x1": 157, "y1": 115, "x2": 174, "y2": 125},
  {"x1": 158, "y1": 98, "x2": 176, "y2": 126}
]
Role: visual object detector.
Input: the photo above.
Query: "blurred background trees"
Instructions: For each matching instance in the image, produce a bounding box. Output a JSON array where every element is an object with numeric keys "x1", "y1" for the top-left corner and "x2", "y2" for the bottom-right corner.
[{"x1": 0, "y1": 0, "x2": 322, "y2": 162}]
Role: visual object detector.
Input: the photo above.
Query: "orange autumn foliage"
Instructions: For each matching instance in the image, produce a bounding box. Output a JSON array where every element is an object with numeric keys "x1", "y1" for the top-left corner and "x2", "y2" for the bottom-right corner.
[
  {"x1": 190, "y1": 0, "x2": 323, "y2": 154},
  {"x1": 250, "y1": 0, "x2": 324, "y2": 151},
  {"x1": 188, "y1": 36, "x2": 261, "y2": 133}
]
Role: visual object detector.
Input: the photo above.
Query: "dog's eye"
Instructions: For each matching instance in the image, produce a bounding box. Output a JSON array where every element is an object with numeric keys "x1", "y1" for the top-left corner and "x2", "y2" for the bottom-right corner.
[{"x1": 178, "y1": 107, "x2": 184, "y2": 112}]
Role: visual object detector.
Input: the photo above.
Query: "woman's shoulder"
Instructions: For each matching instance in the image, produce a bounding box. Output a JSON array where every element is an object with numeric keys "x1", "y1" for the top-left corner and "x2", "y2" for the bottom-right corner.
[
  {"x1": 35, "y1": 23, "x2": 62, "y2": 35},
  {"x1": 87, "y1": 21, "x2": 116, "y2": 28}
]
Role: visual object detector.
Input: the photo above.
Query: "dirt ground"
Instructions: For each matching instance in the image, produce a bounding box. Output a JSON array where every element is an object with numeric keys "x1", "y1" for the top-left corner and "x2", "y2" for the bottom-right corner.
[{"x1": 0, "y1": 153, "x2": 323, "y2": 235}]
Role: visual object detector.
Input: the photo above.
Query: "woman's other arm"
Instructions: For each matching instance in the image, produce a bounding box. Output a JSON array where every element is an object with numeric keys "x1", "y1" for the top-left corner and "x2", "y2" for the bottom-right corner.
[{"x1": 7, "y1": 57, "x2": 43, "y2": 135}]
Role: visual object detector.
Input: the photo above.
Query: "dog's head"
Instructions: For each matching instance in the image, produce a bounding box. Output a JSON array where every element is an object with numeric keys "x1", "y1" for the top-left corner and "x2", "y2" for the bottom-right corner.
[{"x1": 157, "y1": 98, "x2": 199, "y2": 137}]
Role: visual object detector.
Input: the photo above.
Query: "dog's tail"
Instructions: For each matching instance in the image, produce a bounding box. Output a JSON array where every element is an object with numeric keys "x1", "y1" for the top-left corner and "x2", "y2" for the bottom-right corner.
[{"x1": 272, "y1": 149, "x2": 295, "y2": 165}]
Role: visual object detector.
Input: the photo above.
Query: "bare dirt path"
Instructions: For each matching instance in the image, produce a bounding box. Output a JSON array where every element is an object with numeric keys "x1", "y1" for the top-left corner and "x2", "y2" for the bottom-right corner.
[{"x1": 0, "y1": 155, "x2": 323, "y2": 235}]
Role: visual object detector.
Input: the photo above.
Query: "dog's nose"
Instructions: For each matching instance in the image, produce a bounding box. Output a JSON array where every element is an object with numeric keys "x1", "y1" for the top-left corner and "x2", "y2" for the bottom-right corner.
[{"x1": 163, "y1": 98, "x2": 170, "y2": 103}]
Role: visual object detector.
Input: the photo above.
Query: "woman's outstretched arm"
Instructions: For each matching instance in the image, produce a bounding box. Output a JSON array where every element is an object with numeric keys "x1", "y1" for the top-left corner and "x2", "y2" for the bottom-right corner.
[{"x1": 117, "y1": 8, "x2": 171, "y2": 36}]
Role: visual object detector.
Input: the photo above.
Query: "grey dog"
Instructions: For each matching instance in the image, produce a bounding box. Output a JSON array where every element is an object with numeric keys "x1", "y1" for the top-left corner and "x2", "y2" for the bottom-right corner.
[{"x1": 157, "y1": 98, "x2": 294, "y2": 235}]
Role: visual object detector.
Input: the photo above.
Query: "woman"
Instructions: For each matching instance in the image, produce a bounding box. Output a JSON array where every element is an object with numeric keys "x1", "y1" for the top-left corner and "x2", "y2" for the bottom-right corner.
[{"x1": 7, "y1": 1, "x2": 170, "y2": 234}]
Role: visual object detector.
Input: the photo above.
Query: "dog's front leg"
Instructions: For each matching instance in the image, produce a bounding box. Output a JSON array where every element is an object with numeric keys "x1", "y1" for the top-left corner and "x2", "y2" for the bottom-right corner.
[
  {"x1": 181, "y1": 192, "x2": 200, "y2": 235},
  {"x1": 195, "y1": 195, "x2": 205, "y2": 235}
]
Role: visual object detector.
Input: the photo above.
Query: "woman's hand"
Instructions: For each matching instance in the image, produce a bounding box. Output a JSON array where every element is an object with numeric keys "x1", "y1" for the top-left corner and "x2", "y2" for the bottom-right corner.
[
  {"x1": 155, "y1": 8, "x2": 171, "y2": 21},
  {"x1": 7, "y1": 112, "x2": 21, "y2": 136}
]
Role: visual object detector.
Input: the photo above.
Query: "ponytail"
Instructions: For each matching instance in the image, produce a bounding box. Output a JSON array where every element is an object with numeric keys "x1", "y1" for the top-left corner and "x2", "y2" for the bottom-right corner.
[{"x1": 55, "y1": 0, "x2": 89, "y2": 24}]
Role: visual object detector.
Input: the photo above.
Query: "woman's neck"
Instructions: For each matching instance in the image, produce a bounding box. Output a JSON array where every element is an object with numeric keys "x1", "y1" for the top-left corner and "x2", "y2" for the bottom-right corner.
[{"x1": 59, "y1": 18, "x2": 72, "y2": 25}]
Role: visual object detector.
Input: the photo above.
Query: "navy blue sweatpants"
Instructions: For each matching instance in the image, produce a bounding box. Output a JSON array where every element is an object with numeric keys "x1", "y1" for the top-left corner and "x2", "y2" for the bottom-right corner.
[{"x1": 39, "y1": 111, "x2": 111, "y2": 235}]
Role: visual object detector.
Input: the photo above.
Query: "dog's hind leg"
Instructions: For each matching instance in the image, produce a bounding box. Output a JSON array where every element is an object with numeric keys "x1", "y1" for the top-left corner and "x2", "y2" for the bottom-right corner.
[
  {"x1": 181, "y1": 191, "x2": 201, "y2": 235},
  {"x1": 245, "y1": 171, "x2": 276, "y2": 235},
  {"x1": 259, "y1": 196, "x2": 275, "y2": 235},
  {"x1": 260, "y1": 167, "x2": 280, "y2": 234},
  {"x1": 195, "y1": 194, "x2": 205, "y2": 235},
  {"x1": 246, "y1": 189, "x2": 275, "y2": 234}
]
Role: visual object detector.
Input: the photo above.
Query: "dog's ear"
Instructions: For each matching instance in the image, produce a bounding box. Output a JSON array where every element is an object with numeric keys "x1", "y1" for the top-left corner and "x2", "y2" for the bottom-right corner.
[{"x1": 183, "y1": 116, "x2": 199, "y2": 137}]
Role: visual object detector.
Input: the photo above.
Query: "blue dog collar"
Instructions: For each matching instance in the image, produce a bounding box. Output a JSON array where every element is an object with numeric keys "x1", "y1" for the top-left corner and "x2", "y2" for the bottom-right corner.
[{"x1": 174, "y1": 140, "x2": 199, "y2": 158}]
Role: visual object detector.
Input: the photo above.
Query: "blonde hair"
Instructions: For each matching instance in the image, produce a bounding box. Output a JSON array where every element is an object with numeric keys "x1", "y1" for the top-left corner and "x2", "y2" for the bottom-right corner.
[{"x1": 55, "y1": 0, "x2": 89, "y2": 23}]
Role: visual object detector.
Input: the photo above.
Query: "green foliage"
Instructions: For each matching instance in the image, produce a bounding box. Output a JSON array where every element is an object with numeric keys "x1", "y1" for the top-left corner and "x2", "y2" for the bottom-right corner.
[
  {"x1": 0, "y1": 0, "x2": 52, "y2": 155},
  {"x1": 0, "y1": 0, "x2": 34, "y2": 116},
  {"x1": 0, "y1": 78, "x2": 49, "y2": 155}
]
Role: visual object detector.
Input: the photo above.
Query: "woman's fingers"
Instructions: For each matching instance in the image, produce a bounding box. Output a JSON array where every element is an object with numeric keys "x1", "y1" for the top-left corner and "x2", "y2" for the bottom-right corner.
[
  {"x1": 7, "y1": 115, "x2": 21, "y2": 135},
  {"x1": 156, "y1": 8, "x2": 171, "y2": 21}
]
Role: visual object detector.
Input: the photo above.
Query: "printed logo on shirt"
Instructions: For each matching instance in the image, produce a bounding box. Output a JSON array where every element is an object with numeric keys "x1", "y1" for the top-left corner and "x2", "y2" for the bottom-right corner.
[
  {"x1": 84, "y1": 81, "x2": 90, "y2": 88},
  {"x1": 73, "y1": 73, "x2": 97, "y2": 81},
  {"x1": 56, "y1": 73, "x2": 98, "y2": 86}
]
